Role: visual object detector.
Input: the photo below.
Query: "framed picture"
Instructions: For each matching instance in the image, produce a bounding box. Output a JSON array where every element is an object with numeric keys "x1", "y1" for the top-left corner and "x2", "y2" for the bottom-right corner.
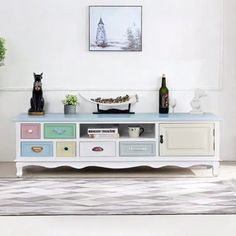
[{"x1": 89, "y1": 5, "x2": 142, "y2": 51}]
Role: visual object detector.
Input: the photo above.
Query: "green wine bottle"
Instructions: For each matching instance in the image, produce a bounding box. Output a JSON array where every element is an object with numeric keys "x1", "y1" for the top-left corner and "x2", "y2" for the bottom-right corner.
[{"x1": 159, "y1": 74, "x2": 169, "y2": 114}]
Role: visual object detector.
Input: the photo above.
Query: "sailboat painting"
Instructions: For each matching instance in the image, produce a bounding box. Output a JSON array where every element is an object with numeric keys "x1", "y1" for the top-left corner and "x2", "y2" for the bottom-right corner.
[{"x1": 89, "y1": 6, "x2": 142, "y2": 51}]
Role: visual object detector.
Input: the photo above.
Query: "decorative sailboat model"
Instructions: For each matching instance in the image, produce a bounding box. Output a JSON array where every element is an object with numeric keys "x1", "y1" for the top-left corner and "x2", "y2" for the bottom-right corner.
[{"x1": 81, "y1": 94, "x2": 139, "y2": 114}]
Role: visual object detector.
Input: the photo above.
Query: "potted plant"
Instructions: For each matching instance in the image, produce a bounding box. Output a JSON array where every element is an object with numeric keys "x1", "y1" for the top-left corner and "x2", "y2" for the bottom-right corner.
[
  {"x1": 0, "y1": 38, "x2": 6, "y2": 66},
  {"x1": 62, "y1": 94, "x2": 79, "y2": 114}
]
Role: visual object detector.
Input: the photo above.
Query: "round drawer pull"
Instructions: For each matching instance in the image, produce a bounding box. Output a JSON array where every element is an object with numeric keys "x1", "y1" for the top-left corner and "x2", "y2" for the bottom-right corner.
[
  {"x1": 28, "y1": 129, "x2": 33, "y2": 133},
  {"x1": 64, "y1": 147, "x2": 69, "y2": 151}
]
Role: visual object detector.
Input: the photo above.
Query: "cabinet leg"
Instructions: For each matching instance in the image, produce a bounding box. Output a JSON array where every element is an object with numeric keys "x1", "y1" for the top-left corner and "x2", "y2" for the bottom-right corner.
[
  {"x1": 16, "y1": 163, "x2": 23, "y2": 177},
  {"x1": 212, "y1": 162, "x2": 220, "y2": 177}
]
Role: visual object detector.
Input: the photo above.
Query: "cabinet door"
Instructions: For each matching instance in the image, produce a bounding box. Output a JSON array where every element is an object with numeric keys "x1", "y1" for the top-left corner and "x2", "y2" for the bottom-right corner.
[{"x1": 159, "y1": 123, "x2": 215, "y2": 156}]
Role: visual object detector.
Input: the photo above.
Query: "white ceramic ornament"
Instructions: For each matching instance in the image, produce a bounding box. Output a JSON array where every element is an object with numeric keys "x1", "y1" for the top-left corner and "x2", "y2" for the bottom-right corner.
[{"x1": 190, "y1": 89, "x2": 207, "y2": 114}]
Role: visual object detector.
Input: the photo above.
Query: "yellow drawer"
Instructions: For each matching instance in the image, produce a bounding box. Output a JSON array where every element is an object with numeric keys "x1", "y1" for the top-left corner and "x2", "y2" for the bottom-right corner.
[{"x1": 56, "y1": 141, "x2": 76, "y2": 157}]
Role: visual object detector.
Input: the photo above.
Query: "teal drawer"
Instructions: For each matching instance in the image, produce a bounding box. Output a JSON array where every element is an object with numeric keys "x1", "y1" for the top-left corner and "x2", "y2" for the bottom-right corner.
[
  {"x1": 120, "y1": 142, "x2": 156, "y2": 157},
  {"x1": 21, "y1": 141, "x2": 53, "y2": 157},
  {"x1": 44, "y1": 123, "x2": 76, "y2": 139}
]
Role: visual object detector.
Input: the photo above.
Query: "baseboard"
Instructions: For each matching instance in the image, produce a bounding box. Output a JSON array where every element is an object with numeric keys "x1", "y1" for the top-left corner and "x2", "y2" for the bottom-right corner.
[{"x1": 0, "y1": 161, "x2": 15, "y2": 164}]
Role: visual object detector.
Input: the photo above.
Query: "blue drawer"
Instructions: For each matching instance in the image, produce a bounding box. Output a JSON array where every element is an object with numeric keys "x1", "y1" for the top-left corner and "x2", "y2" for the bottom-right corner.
[
  {"x1": 21, "y1": 142, "x2": 53, "y2": 157},
  {"x1": 119, "y1": 142, "x2": 156, "y2": 157}
]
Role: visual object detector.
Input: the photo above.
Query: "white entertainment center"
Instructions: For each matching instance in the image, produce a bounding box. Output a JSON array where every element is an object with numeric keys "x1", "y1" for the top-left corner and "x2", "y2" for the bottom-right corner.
[{"x1": 15, "y1": 113, "x2": 220, "y2": 177}]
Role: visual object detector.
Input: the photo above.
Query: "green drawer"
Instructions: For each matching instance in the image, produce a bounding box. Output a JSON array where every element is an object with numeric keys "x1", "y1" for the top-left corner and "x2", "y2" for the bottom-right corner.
[{"x1": 44, "y1": 123, "x2": 76, "y2": 139}]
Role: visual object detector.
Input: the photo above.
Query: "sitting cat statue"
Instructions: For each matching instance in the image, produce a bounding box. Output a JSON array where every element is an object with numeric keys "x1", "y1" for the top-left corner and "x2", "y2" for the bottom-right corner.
[{"x1": 28, "y1": 73, "x2": 45, "y2": 115}]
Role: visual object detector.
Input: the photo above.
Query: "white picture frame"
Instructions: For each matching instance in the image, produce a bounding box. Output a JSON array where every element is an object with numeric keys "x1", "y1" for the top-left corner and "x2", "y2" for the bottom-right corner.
[{"x1": 89, "y1": 6, "x2": 142, "y2": 51}]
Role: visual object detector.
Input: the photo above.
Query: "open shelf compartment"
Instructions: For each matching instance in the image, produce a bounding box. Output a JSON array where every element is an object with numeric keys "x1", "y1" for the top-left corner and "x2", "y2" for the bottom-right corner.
[{"x1": 79, "y1": 123, "x2": 156, "y2": 139}]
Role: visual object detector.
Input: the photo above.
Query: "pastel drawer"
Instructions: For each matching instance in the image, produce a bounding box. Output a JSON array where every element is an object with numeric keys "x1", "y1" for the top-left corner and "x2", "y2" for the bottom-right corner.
[
  {"x1": 80, "y1": 141, "x2": 116, "y2": 157},
  {"x1": 119, "y1": 142, "x2": 156, "y2": 157},
  {"x1": 21, "y1": 123, "x2": 41, "y2": 139},
  {"x1": 21, "y1": 141, "x2": 53, "y2": 157},
  {"x1": 44, "y1": 123, "x2": 76, "y2": 139},
  {"x1": 56, "y1": 141, "x2": 76, "y2": 157}
]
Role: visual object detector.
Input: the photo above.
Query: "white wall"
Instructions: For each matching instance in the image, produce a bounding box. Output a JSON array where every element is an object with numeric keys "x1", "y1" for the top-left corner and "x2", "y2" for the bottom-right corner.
[
  {"x1": 0, "y1": 0, "x2": 235, "y2": 161},
  {"x1": 0, "y1": 0, "x2": 222, "y2": 90}
]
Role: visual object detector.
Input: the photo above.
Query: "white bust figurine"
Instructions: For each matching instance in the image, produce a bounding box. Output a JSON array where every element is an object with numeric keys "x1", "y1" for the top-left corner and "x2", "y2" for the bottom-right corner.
[{"x1": 190, "y1": 89, "x2": 207, "y2": 114}]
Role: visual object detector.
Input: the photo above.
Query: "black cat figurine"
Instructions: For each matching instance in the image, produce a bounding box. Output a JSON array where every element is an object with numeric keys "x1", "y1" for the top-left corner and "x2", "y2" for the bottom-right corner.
[{"x1": 28, "y1": 73, "x2": 45, "y2": 115}]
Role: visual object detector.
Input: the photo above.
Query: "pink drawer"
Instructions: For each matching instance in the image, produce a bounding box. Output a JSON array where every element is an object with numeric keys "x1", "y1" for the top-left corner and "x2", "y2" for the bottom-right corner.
[{"x1": 21, "y1": 123, "x2": 41, "y2": 139}]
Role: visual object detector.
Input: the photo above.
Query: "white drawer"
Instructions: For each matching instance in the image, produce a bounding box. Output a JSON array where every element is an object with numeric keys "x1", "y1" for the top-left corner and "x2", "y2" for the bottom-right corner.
[{"x1": 79, "y1": 141, "x2": 116, "y2": 157}]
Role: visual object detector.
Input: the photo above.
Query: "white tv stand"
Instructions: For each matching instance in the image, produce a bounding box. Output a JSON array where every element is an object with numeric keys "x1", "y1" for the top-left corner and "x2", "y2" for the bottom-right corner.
[{"x1": 15, "y1": 113, "x2": 220, "y2": 177}]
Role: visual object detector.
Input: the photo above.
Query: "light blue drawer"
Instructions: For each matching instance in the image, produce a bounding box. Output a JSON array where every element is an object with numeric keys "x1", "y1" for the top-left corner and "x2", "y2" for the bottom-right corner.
[
  {"x1": 119, "y1": 142, "x2": 156, "y2": 157},
  {"x1": 21, "y1": 142, "x2": 53, "y2": 157}
]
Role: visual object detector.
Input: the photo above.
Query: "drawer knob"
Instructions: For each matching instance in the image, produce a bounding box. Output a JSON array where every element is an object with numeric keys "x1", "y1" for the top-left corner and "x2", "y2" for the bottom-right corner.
[
  {"x1": 28, "y1": 129, "x2": 33, "y2": 133},
  {"x1": 92, "y1": 146, "x2": 104, "y2": 152},
  {"x1": 31, "y1": 146, "x2": 43, "y2": 153},
  {"x1": 64, "y1": 147, "x2": 69, "y2": 151}
]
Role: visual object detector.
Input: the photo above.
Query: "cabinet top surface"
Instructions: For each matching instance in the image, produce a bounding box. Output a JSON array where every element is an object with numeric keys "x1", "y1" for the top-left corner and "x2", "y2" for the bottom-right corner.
[{"x1": 15, "y1": 113, "x2": 221, "y2": 122}]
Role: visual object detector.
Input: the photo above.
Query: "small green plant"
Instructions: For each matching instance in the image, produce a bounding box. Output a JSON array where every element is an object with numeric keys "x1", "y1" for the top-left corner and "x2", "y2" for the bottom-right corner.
[
  {"x1": 0, "y1": 38, "x2": 6, "y2": 65},
  {"x1": 63, "y1": 94, "x2": 79, "y2": 106}
]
